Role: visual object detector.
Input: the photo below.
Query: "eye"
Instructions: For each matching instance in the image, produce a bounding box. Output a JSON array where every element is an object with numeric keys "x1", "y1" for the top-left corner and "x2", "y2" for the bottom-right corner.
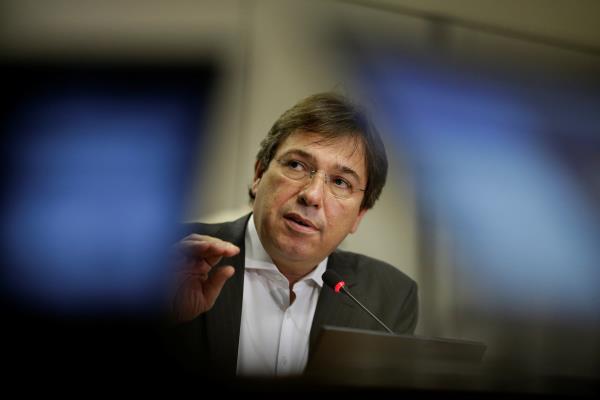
[
  {"x1": 332, "y1": 176, "x2": 352, "y2": 190},
  {"x1": 286, "y1": 159, "x2": 307, "y2": 171}
]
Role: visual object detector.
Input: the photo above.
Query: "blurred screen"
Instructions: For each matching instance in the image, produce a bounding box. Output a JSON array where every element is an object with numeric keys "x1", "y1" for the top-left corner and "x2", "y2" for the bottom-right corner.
[
  {"x1": 348, "y1": 44, "x2": 600, "y2": 387},
  {"x1": 1, "y1": 63, "x2": 217, "y2": 317},
  {"x1": 361, "y1": 54, "x2": 600, "y2": 321}
]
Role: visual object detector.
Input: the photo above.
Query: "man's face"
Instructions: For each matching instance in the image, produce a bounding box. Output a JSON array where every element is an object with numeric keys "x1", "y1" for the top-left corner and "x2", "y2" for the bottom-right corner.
[{"x1": 251, "y1": 131, "x2": 368, "y2": 270}]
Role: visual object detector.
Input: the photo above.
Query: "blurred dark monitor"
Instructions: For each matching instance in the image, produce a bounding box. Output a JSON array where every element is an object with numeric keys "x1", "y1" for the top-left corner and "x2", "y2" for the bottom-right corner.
[
  {"x1": 306, "y1": 325, "x2": 486, "y2": 390},
  {"x1": 0, "y1": 60, "x2": 220, "y2": 383},
  {"x1": 0, "y1": 61, "x2": 218, "y2": 317}
]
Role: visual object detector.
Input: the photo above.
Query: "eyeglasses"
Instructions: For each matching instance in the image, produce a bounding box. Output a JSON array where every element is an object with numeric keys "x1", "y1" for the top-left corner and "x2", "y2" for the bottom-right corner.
[{"x1": 275, "y1": 157, "x2": 366, "y2": 199}]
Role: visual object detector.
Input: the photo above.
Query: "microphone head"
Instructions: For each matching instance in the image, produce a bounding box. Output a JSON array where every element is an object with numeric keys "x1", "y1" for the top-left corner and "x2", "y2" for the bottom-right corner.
[{"x1": 322, "y1": 270, "x2": 345, "y2": 293}]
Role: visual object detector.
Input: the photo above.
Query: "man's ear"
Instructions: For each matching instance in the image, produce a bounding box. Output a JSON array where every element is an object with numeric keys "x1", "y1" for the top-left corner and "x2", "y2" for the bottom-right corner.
[
  {"x1": 251, "y1": 160, "x2": 265, "y2": 196},
  {"x1": 350, "y1": 208, "x2": 368, "y2": 234}
]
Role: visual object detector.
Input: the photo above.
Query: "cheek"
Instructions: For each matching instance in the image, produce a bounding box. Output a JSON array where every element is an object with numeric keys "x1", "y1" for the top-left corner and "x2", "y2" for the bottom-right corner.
[
  {"x1": 325, "y1": 204, "x2": 361, "y2": 233},
  {"x1": 257, "y1": 175, "x2": 294, "y2": 209}
]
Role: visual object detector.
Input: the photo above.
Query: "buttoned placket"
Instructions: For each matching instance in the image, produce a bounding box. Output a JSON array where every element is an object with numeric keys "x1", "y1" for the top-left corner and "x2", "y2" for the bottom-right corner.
[
  {"x1": 275, "y1": 281, "x2": 308, "y2": 376},
  {"x1": 238, "y1": 215, "x2": 326, "y2": 377}
]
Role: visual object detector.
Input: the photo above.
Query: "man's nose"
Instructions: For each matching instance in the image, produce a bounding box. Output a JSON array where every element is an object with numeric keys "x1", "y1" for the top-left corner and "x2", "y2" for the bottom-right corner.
[{"x1": 298, "y1": 171, "x2": 326, "y2": 208}]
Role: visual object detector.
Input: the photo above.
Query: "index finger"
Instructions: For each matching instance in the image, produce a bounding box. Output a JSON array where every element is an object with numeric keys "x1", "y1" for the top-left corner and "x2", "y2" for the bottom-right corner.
[{"x1": 177, "y1": 239, "x2": 240, "y2": 259}]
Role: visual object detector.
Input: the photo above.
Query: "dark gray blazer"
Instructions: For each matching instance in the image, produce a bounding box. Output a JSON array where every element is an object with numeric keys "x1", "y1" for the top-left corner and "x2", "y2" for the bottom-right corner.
[{"x1": 169, "y1": 213, "x2": 418, "y2": 376}]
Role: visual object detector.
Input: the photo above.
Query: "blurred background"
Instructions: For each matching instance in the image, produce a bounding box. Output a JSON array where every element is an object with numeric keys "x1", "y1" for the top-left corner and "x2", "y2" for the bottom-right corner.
[{"x1": 1, "y1": 0, "x2": 599, "y2": 394}]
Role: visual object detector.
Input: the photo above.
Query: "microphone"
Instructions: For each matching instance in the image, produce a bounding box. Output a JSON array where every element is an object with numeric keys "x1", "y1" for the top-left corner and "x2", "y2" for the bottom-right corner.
[{"x1": 322, "y1": 270, "x2": 394, "y2": 334}]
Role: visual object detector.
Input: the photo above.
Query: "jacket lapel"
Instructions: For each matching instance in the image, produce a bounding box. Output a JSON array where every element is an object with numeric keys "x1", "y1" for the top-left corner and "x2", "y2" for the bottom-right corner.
[
  {"x1": 308, "y1": 251, "x2": 358, "y2": 356},
  {"x1": 203, "y1": 214, "x2": 249, "y2": 374}
]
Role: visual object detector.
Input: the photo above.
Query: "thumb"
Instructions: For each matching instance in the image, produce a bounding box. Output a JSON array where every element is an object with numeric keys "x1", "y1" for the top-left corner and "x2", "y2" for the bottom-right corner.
[{"x1": 204, "y1": 266, "x2": 235, "y2": 308}]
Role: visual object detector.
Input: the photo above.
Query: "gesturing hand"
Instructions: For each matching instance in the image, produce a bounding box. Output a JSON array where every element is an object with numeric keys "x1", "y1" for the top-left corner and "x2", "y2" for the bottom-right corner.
[{"x1": 171, "y1": 234, "x2": 240, "y2": 322}]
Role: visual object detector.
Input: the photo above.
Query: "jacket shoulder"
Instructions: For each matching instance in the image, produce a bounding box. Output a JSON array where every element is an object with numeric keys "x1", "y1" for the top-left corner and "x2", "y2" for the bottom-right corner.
[
  {"x1": 179, "y1": 213, "x2": 251, "y2": 243},
  {"x1": 181, "y1": 221, "x2": 224, "y2": 237},
  {"x1": 328, "y1": 249, "x2": 418, "y2": 334},
  {"x1": 331, "y1": 249, "x2": 416, "y2": 288}
]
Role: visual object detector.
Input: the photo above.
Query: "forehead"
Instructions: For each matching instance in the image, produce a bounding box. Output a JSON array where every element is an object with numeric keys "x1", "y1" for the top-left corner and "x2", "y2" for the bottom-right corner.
[{"x1": 275, "y1": 131, "x2": 366, "y2": 174}]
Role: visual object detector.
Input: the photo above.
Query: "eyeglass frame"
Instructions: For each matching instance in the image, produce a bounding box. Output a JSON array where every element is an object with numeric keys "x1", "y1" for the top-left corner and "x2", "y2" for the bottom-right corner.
[{"x1": 274, "y1": 157, "x2": 366, "y2": 199}]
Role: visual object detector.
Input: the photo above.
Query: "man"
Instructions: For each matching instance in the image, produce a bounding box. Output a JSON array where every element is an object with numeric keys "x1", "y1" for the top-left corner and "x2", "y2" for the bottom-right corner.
[{"x1": 169, "y1": 92, "x2": 418, "y2": 377}]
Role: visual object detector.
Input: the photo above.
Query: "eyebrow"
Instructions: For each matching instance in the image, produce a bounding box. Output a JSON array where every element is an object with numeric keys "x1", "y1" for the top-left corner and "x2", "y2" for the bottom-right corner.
[{"x1": 279, "y1": 149, "x2": 363, "y2": 184}]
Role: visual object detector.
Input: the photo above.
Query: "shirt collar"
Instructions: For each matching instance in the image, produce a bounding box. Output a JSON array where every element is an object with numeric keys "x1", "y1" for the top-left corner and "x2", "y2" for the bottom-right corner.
[{"x1": 245, "y1": 214, "x2": 327, "y2": 287}]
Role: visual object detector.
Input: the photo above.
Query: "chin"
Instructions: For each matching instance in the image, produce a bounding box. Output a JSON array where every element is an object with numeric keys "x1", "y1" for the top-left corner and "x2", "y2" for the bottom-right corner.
[{"x1": 276, "y1": 241, "x2": 317, "y2": 262}]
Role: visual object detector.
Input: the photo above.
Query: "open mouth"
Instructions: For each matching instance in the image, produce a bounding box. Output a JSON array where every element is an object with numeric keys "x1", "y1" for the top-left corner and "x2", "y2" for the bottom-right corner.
[{"x1": 284, "y1": 213, "x2": 318, "y2": 230}]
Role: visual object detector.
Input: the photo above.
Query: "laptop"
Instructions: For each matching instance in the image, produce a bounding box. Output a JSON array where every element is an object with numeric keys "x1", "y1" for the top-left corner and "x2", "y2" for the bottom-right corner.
[{"x1": 305, "y1": 325, "x2": 487, "y2": 389}]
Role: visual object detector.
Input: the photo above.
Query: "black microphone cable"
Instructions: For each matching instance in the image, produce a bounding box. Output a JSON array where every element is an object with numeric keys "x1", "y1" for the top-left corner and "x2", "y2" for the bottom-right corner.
[{"x1": 322, "y1": 269, "x2": 394, "y2": 334}]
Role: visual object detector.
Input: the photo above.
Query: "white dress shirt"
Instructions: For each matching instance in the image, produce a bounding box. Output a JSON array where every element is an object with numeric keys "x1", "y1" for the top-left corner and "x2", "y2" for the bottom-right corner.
[{"x1": 236, "y1": 215, "x2": 327, "y2": 377}]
